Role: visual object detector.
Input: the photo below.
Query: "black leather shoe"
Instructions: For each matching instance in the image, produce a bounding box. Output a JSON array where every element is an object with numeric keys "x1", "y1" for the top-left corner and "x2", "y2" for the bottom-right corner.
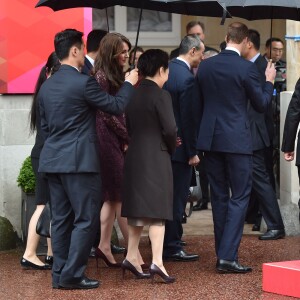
[
  {"x1": 59, "y1": 277, "x2": 100, "y2": 290},
  {"x1": 45, "y1": 256, "x2": 53, "y2": 265},
  {"x1": 259, "y1": 229, "x2": 285, "y2": 240},
  {"x1": 193, "y1": 201, "x2": 208, "y2": 211},
  {"x1": 89, "y1": 247, "x2": 96, "y2": 257},
  {"x1": 163, "y1": 250, "x2": 199, "y2": 262},
  {"x1": 111, "y1": 243, "x2": 126, "y2": 254},
  {"x1": 179, "y1": 240, "x2": 187, "y2": 246},
  {"x1": 20, "y1": 258, "x2": 52, "y2": 270},
  {"x1": 252, "y1": 224, "x2": 260, "y2": 231},
  {"x1": 216, "y1": 259, "x2": 252, "y2": 273}
]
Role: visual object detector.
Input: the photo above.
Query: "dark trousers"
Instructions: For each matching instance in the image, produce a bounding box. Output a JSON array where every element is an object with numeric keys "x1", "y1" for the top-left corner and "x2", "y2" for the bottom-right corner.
[
  {"x1": 252, "y1": 149, "x2": 284, "y2": 230},
  {"x1": 163, "y1": 161, "x2": 192, "y2": 255},
  {"x1": 205, "y1": 152, "x2": 252, "y2": 261},
  {"x1": 48, "y1": 173, "x2": 101, "y2": 285}
]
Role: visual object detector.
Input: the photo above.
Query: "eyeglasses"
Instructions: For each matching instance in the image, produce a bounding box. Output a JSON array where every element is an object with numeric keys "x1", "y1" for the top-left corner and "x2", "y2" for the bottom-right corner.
[{"x1": 272, "y1": 48, "x2": 284, "y2": 53}]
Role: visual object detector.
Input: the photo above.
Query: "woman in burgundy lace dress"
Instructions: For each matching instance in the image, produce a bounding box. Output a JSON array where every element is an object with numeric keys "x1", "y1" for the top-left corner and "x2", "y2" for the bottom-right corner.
[{"x1": 93, "y1": 33, "x2": 145, "y2": 268}]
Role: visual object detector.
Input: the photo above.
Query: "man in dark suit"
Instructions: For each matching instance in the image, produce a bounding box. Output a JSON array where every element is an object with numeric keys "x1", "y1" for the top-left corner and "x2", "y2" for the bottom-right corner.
[
  {"x1": 170, "y1": 20, "x2": 218, "y2": 60},
  {"x1": 81, "y1": 29, "x2": 107, "y2": 76},
  {"x1": 163, "y1": 34, "x2": 204, "y2": 261},
  {"x1": 38, "y1": 29, "x2": 138, "y2": 289},
  {"x1": 281, "y1": 78, "x2": 300, "y2": 221},
  {"x1": 196, "y1": 22, "x2": 276, "y2": 273},
  {"x1": 243, "y1": 29, "x2": 285, "y2": 240}
]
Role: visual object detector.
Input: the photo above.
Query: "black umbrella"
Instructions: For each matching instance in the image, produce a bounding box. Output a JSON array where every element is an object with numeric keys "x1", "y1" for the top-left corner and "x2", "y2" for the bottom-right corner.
[
  {"x1": 223, "y1": 0, "x2": 300, "y2": 21},
  {"x1": 35, "y1": 0, "x2": 229, "y2": 68},
  {"x1": 35, "y1": 0, "x2": 227, "y2": 17}
]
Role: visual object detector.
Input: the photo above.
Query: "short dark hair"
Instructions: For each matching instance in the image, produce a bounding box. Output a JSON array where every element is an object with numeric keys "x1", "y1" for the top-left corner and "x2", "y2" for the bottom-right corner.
[
  {"x1": 54, "y1": 29, "x2": 83, "y2": 61},
  {"x1": 86, "y1": 29, "x2": 107, "y2": 53},
  {"x1": 137, "y1": 49, "x2": 169, "y2": 77},
  {"x1": 186, "y1": 21, "x2": 205, "y2": 34},
  {"x1": 248, "y1": 29, "x2": 260, "y2": 50},
  {"x1": 129, "y1": 46, "x2": 144, "y2": 65},
  {"x1": 219, "y1": 41, "x2": 227, "y2": 51},
  {"x1": 226, "y1": 22, "x2": 248, "y2": 44},
  {"x1": 179, "y1": 34, "x2": 202, "y2": 55},
  {"x1": 265, "y1": 37, "x2": 284, "y2": 48}
]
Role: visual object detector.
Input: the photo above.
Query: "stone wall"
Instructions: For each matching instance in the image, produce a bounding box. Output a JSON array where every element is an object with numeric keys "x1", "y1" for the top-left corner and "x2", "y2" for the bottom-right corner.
[{"x1": 0, "y1": 95, "x2": 34, "y2": 235}]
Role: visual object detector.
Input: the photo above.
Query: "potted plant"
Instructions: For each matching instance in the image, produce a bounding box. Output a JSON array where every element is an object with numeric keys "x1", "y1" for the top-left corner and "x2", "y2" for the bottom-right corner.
[{"x1": 17, "y1": 156, "x2": 36, "y2": 242}]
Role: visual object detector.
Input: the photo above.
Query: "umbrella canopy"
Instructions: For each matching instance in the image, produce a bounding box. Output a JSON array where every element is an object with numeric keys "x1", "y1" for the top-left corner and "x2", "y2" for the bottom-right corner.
[
  {"x1": 35, "y1": 0, "x2": 227, "y2": 17},
  {"x1": 222, "y1": 0, "x2": 300, "y2": 21}
]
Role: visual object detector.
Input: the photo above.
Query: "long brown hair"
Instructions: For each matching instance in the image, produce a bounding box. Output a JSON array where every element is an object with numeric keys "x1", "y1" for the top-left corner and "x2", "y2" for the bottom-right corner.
[{"x1": 93, "y1": 33, "x2": 131, "y2": 90}]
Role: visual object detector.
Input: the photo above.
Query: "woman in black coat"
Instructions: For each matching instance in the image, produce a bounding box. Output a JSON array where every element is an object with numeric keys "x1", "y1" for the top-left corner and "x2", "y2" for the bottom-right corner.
[{"x1": 121, "y1": 49, "x2": 177, "y2": 283}]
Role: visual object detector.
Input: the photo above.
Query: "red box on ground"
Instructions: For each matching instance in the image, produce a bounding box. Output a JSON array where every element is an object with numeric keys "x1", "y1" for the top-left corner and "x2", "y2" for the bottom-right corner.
[{"x1": 263, "y1": 260, "x2": 300, "y2": 298}]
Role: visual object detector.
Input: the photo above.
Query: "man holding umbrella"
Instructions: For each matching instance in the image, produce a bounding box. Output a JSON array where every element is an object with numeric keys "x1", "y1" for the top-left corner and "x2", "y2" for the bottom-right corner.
[{"x1": 196, "y1": 22, "x2": 276, "y2": 273}]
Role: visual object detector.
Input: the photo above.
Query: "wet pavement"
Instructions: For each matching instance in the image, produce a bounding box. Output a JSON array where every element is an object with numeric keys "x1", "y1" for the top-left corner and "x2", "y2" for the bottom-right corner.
[{"x1": 1, "y1": 206, "x2": 299, "y2": 300}]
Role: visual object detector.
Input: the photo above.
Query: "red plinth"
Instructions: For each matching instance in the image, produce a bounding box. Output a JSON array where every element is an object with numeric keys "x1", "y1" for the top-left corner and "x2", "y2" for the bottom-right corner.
[{"x1": 263, "y1": 260, "x2": 300, "y2": 298}]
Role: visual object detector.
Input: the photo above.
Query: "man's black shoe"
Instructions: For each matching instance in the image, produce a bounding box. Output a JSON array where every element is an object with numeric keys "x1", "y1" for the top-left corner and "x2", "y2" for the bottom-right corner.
[
  {"x1": 59, "y1": 277, "x2": 100, "y2": 290},
  {"x1": 193, "y1": 201, "x2": 208, "y2": 211},
  {"x1": 163, "y1": 250, "x2": 199, "y2": 262},
  {"x1": 216, "y1": 259, "x2": 252, "y2": 273},
  {"x1": 89, "y1": 247, "x2": 96, "y2": 257},
  {"x1": 111, "y1": 243, "x2": 126, "y2": 254},
  {"x1": 252, "y1": 224, "x2": 260, "y2": 231},
  {"x1": 259, "y1": 229, "x2": 285, "y2": 240},
  {"x1": 179, "y1": 240, "x2": 187, "y2": 246}
]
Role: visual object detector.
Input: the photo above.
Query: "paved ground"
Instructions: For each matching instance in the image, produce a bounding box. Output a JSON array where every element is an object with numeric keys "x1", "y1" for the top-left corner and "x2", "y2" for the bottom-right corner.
[{"x1": 0, "y1": 205, "x2": 299, "y2": 300}]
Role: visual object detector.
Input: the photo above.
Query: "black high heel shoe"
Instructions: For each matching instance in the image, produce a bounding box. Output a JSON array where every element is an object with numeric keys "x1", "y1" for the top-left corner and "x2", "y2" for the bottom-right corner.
[
  {"x1": 45, "y1": 256, "x2": 53, "y2": 265},
  {"x1": 121, "y1": 259, "x2": 150, "y2": 279},
  {"x1": 149, "y1": 263, "x2": 175, "y2": 284},
  {"x1": 20, "y1": 258, "x2": 52, "y2": 270},
  {"x1": 95, "y1": 248, "x2": 121, "y2": 268}
]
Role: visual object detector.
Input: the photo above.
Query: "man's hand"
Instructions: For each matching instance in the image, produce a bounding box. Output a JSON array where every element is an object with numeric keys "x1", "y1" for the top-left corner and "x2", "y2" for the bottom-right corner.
[
  {"x1": 125, "y1": 68, "x2": 139, "y2": 86},
  {"x1": 265, "y1": 60, "x2": 276, "y2": 83},
  {"x1": 176, "y1": 137, "x2": 182, "y2": 147},
  {"x1": 284, "y1": 151, "x2": 294, "y2": 161},
  {"x1": 188, "y1": 155, "x2": 200, "y2": 166}
]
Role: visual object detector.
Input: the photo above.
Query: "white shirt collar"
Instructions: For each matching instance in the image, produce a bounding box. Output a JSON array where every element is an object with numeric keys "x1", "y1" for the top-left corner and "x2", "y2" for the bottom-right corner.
[
  {"x1": 176, "y1": 57, "x2": 191, "y2": 70},
  {"x1": 225, "y1": 46, "x2": 240, "y2": 56},
  {"x1": 70, "y1": 65, "x2": 80, "y2": 72},
  {"x1": 86, "y1": 54, "x2": 95, "y2": 66},
  {"x1": 250, "y1": 52, "x2": 260, "y2": 63}
]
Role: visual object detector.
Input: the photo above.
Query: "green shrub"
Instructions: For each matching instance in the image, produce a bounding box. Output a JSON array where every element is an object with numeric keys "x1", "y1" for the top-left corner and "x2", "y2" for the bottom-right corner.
[{"x1": 17, "y1": 157, "x2": 35, "y2": 193}]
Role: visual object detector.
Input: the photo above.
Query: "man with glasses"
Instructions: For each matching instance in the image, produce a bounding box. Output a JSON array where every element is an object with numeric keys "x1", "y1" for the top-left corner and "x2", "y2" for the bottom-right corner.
[{"x1": 264, "y1": 37, "x2": 286, "y2": 191}]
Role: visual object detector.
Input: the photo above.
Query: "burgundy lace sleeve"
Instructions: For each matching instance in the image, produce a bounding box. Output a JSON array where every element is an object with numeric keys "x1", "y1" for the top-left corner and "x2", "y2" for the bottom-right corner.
[{"x1": 96, "y1": 111, "x2": 128, "y2": 143}]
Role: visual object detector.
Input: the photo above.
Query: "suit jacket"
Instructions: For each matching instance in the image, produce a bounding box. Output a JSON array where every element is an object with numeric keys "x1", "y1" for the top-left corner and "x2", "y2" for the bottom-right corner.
[
  {"x1": 164, "y1": 58, "x2": 200, "y2": 162},
  {"x1": 281, "y1": 78, "x2": 300, "y2": 165},
  {"x1": 196, "y1": 50, "x2": 274, "y2": 154},
  {"x1": 248, "y1": 54, "x2": 271, "y2": 151},
  {"x1": 38, "y1": 64, "x2": 134, "y2": 173},
  {"x1": 81, "y1": 57, "x2": 93, "y2": 76}
]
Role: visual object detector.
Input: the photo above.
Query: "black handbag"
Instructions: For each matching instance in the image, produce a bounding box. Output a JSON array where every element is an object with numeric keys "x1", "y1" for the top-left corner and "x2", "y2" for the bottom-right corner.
[
  {"x1": 186, "y1": 167, "x2": 202, "y2": 217},
  {"x1": 36, "y1": 202, "x2": 51, "y2": 238}
]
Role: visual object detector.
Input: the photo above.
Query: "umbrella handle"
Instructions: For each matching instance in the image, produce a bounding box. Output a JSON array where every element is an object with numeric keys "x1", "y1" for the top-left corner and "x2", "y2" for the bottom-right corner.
[{"x1": 131, "y1": 3, "x2": 144, "y2": 70}]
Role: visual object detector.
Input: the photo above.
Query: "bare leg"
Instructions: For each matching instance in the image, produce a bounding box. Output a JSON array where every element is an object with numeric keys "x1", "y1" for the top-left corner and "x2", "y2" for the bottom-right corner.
[
  {"x1": 116, "y1": 203, "x2": 145, "y2": 265},
  {"x1": 23, "y1": 205, "x2": 46, "y2": 266},
  {"x1": 98, "y1": 201, "x2": 117, "y2": 263},
  {"x1": 126, "y1": 224, "x2": 143, "y2": 272},
  {"x1": 149, "y1": 225, "x2": 169, "y2": 276},
  {"x1": 46, "y1": 238, "x2": 53, "y2": 256}
]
